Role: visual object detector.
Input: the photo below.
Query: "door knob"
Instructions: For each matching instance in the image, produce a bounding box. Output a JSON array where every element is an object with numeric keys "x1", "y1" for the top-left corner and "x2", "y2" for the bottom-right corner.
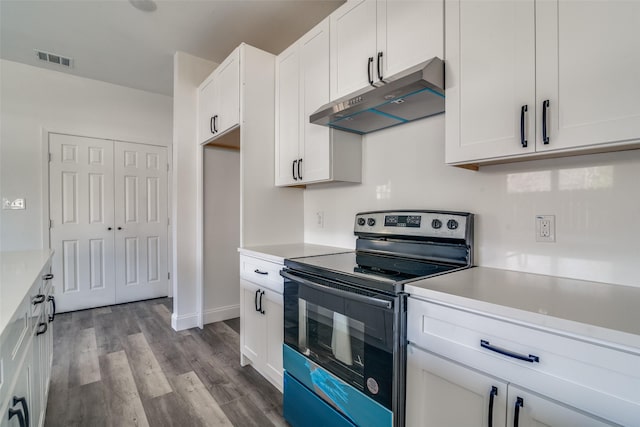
[
  {"x1": 117, "y1": 227, "x2": 123, "y2": 230},
  {"x1": 107, "y1": 227, "x2": 112, "y2": 230}
]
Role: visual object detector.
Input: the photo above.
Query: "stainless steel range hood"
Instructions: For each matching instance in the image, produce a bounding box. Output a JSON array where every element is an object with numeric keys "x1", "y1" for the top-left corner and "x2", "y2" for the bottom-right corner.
[{"x1": 310, "y1": 57, "x2": 445, "y2": 135}]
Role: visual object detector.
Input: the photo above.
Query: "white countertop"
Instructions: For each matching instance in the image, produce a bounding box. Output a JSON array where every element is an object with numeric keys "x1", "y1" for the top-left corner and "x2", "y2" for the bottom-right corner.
[
  {"x1": 238, "y1": 243, "x2": 351, "y2": 264},
  {"x1": 0, "y1": 250, "x2": 53, "y2": 335},
  {"x1": 406, "y1": 267, "x2": 640, "y2": 352}
]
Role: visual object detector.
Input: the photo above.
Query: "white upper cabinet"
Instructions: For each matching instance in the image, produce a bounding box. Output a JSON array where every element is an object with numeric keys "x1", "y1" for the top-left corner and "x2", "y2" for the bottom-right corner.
[
  {"x1": 275, "y1": 18, "x2": 362, "y2": 186},
  {"x1": 446, "y1": 0, "x2": 640, "y2": 166},
  {"x1": 445, "y1": 0, "x2": 536, "y2": 163},
  {"x1": 330, "y1": 0, "x2": 443, "y2": 101},
  {"x1": 198, "y1": 48, "x2": 240, "y2": 144},
  {"x1": 535, "y1": 1, "x2": 640, "y2": 152},
  {"x1": 275, "y1": 43, "x2": 300, "y2": 186}
]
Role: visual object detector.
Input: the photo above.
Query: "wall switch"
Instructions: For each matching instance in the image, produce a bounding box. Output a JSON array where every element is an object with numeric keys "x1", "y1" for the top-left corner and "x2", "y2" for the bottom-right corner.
[
  {"x1": 316, "y1": 211, "x2": 324, "y2": 228},
  {"x1": 536, "y1": 215, "x2": 555, "y2": 242},
  {"x1": 2, "y1": 198, "x2": 26, "y2": 210}
]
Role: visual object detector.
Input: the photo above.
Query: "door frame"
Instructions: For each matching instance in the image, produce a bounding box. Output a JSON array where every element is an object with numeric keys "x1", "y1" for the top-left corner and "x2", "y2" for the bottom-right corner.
[{"x1": 41, "y1": 128, "x2": 173, "y2": 299}]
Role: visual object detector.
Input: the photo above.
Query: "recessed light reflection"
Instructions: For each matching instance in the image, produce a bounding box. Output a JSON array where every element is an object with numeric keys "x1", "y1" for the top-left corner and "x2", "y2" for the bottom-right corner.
[{"x1": 507, "y1": 171, "x2": 552, "y2": 193}]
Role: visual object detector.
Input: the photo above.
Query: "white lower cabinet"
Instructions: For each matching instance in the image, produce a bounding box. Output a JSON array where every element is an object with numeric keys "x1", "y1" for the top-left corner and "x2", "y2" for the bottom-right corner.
[
  {"x1": 407, "y1": 345, "x2": 612, "y2": 427},
  {"x1": 1, "y1": 258, "x2": 54, "y2": 427},
  {"x1": 406, "y1": 297, "x2": 638, "y2": 426},
  {"x1": 407, "y1": 345, "x2": 507, "y2": 427},
  {"x1": 239, "y1": 254, "x2": 284, "y2": 391}
]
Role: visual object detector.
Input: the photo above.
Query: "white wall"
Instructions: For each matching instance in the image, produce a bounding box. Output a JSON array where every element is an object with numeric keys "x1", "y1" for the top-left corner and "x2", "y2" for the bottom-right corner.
[
  {"x1": 203, "y1": 146, "x2": 240, "y2": 323},
  {"x1": 304, "y1": 115, "x2": 640, "y2": 288},
  {"x1": 0, "y1": 59, "x2": 172, "y2": 251},
  {"x1": 172, "y1": 52, "x2": 216, "y2": 330}
]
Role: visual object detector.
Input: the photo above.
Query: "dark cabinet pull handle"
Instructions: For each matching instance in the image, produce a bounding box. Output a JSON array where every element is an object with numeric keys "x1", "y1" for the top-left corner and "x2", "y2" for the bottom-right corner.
[
  {"x1": 8, "y1": 408, "x2": 25, "y2": 427},
  {"x1": 520, "y1": 105, "x2": 528, "y2": 148},
  {"x1": 514, "y1": 397, "x2": 524, "y2": 427},
  {"x1": 254, "y1": 269, "x2": 268, "y2": 275},
  {"x1": 488, "y1": 386, "x2": 498, "y2": 427},
  {"x1": 107, "y1": 227, "x2": 113, "y2": 231},
  {"x1": 254, "y1": 289, "x2": 260, "y2": 312},
  {"x1": 48, "y1": 295, "x2": 56, "y2": 322},
  {"x1": 117, "y1": 227, "x2": 123, "y2": 230},
  {"x1": 542, "y1": 100, "x2": 550, "y2": 144},
  {"x1": 298, "y1": 158, "x2": 302, "y2": 180},
  {"x1": 377, "y1": 51, "x2": 384, "y2": 82},
  {"x1": 37, "y1": 321, "x2": 48, "y2": 336},
  {"x1": 292, "y1": 160, "x2": 298, "y2": 181},
  {"x1": 33, "y1": 294, "x2": 45, "y2": 305},
  {"x1": 210, "y1": 116, "x2": 215, "y2": 134},
  {"x1": 213, "y1": 115, "x2": 218, "y2": 133},
  {"x1": 367, "y1": 56, "x2": 374, "y2": 86},
  {"x1": 42, "y1": 273, "x2": 54, "y2": 280},
  {"x1": 259, "y1": 290, "x2": 265, "y2": 315},
  {"x1": 480, "y1": 340, "x2": 539, "y2": 363},
  {"x1": 13, "y1": 396, "x2": 29, "y2": 427}
]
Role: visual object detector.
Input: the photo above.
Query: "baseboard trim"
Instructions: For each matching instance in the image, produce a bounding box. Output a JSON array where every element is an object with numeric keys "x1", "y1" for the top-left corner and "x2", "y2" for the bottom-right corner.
[
  {"x1": 204, "y1": 304, "x2": 240, "y2": 325},
  {"x1": 171, "y1": 312, "x2": 199, "y2": 331}
]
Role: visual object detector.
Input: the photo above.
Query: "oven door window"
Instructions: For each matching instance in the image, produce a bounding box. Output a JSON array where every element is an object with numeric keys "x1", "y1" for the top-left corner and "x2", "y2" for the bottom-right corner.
[
  {"x1": 301, "y1": 300, "x2": 366, "y2": 386},
  {"x1": 284, "y1": 275, "x2": 394, "y2": 410}
]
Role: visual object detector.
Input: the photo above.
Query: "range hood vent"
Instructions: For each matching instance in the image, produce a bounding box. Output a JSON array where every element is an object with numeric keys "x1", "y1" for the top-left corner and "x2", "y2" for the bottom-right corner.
[{"x1": 310, "y1": 57, "x2": 445, "y2": 134}]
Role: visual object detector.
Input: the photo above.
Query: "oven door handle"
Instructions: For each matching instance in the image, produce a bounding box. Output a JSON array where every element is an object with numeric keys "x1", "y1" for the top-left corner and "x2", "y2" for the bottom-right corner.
[{"x1": 281, "y1": 270, "x2": 393, "y2": 309}]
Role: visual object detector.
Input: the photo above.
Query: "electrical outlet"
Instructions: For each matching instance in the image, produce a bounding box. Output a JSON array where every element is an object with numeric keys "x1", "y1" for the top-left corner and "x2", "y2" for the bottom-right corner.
[
  {"x1": 316, "y1": 211, "x2": 324, "y2": 228},
  {"x1": 536, "y1": 215, "x2": 555, "y2": 242}
]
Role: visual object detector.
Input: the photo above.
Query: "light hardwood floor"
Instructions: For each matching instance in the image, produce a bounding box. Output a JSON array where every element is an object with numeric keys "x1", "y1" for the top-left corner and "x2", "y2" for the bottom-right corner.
[{"x1": 44, "y1": 298, "x2": 286, "y2": 427}]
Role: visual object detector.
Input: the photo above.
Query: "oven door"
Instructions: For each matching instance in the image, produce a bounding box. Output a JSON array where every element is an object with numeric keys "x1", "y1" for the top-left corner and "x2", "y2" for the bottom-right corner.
[{"x1": 281, "y1": 269, "x2": 396, "y2": 411}]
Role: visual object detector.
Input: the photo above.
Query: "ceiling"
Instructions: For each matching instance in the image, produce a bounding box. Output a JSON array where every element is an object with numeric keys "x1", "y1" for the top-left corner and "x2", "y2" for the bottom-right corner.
[{"x1": 0, "y1": 0, "x2": 344, "y2": 96}]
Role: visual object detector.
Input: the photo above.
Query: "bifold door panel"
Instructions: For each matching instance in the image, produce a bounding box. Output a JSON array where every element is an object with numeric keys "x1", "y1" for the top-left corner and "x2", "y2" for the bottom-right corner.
[{"x1": 49, "y1": 133, "x2": 168, "y2": 312}]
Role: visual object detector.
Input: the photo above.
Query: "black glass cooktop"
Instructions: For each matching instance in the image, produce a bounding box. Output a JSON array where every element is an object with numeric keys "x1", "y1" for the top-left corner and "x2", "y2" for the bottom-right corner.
[{"x1": 285, "y1": 251, "x2": 463, "y2": 294}]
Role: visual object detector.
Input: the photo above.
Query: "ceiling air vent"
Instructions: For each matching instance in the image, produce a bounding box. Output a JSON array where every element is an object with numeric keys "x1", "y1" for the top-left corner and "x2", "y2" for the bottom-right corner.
[{"x1": 35, "y1": 50, "x2": 72, "y2": 67}]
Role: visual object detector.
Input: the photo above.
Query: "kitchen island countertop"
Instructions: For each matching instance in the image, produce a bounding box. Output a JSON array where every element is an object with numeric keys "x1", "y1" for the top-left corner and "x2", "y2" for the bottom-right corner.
[
  {"x1": 406, "y1": 266, "x2": 640, "y2": 352},
  {"x1": 238, "y1": 243, "x2": 351, "y2": 264}
]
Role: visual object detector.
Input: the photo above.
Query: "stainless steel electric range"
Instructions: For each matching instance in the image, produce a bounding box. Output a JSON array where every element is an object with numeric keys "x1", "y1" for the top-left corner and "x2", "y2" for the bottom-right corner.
[{"x1": 280, "y1": 210, "x2": 474, "y2": 427}]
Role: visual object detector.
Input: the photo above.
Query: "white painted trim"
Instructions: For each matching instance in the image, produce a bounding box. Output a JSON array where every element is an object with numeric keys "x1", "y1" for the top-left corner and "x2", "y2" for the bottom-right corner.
[
  {"x1": 171, "y1": 312, "x2": 199, "y2": 331},
  {"x1": 167, "y1": 144, "x2": 174, "y2": 298},
  {"x1": 41, "y1": 127, "x2": 51, "y2": 250},
  {"x1": 196, "y1": 143, "x2": 204, "y2": 329},
  {"x1": 203, "y1": 304, "x2": 240, "y2": 325}
]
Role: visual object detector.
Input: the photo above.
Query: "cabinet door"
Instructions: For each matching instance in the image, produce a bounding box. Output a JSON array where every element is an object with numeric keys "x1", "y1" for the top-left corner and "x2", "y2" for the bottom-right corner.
[
  {"x1": 241, "y1": 281, "x2": 264, "y2": 364},
  {"x1": 536, "y1": 1, "x2": 640, "y2": 152},
  {"x1": 2, "y1": 358, "x2": 31, "y2": 427},
  {"x1": 275, "y1": 43, "x2": 301, "y2": 186},
  {"x1": 263, "y1": 289, "x2": 284, "y2": 389},
  {"x1": 198, "y1": 77, "x2": 216, "y2": 144},
  {"x1": 330, "y1": 0, "x2": 377, "y2": 100},
  {"x1": 445, "y1": 0, "x2": 536, "y2": 164},
  {"x1": 216, "y1": 49, "x2": 240, "y2": 135},
  {"x1": 378, "y1": 0, "x2": 443, "y2": 80},
  {"x1": 300, "y1": 18, "x2": 331, "y2": 184},
  {"x1": 507, "y1": 385, "x2": 615, "y2": 427},
  {"x1": 406, "y1": 345, "x2": 507, "y2": 427}
]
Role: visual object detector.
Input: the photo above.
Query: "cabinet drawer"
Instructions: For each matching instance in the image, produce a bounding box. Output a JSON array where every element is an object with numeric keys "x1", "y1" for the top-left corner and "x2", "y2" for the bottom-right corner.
[
  {"x1": 407, "y1": 297, "x2": 640, "y2": 409},
  {"x1": 239, "y1": 255, "x2": 283, "y2": 293}
]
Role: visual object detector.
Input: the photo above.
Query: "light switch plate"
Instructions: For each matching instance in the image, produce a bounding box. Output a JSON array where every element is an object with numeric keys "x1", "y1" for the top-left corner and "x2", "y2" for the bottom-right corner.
[{"x1": 2, "y1": 198, "x2": 26, "y2": 210}]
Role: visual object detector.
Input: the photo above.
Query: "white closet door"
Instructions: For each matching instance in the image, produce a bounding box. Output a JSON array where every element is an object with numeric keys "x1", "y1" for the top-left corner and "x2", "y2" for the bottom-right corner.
[
  {"x1": 114, "y1": 141, "x2": 168, "y2": 303},
  {"x1": 49, "y1": 134, "x2": 116, "y2": 312}
]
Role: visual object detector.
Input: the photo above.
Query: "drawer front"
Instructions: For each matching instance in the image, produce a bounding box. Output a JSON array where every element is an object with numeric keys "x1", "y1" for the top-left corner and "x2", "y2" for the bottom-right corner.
[
  {"x1": 240, "y1": 255, "x2": 283, "y2": 293},
  {"x1": 407, "y1": 297, "x2": 640, "y2": 412}
]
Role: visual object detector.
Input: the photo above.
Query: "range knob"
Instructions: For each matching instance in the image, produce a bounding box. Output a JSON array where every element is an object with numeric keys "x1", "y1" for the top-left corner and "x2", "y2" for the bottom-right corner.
[
  {"x1": 357, "y1": 218, "x2": 366, "y2": 226},
  {"x1": 431, "y1": 219, "x2": 442, "y2": 229},
  {"x1": 367, "y1": 218, "x2": 376, "y2": 227},
  {"x1": 447, "y1": 219, "x2": 459, "y2": 230}
]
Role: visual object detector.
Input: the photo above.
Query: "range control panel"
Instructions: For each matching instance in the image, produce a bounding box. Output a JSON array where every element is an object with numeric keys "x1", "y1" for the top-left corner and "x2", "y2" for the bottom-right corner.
[{"x1": 354, "y1": 210, "x2": 472, "y2": 240}]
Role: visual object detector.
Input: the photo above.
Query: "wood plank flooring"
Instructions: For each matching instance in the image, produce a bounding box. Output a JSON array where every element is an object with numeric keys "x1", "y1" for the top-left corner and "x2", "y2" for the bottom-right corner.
[{"x1": 45, "y1": 298, "x2": 286, "y2": 427}]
